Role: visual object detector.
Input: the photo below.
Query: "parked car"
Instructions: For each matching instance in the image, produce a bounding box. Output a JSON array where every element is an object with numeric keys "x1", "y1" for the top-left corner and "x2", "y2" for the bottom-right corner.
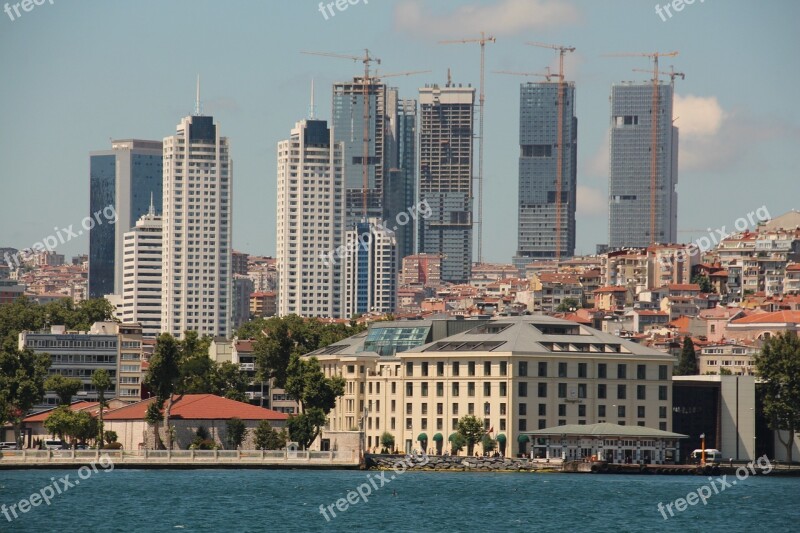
[
  {"x1": 0, "y1": 441, "x2": 19, "y2": 450},
  {"x1": 43, "y1": 439, "x2": 67, "y2": 450}
]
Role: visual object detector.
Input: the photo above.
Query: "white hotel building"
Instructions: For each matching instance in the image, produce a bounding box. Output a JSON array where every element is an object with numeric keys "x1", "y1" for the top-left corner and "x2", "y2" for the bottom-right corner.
[
  {"x1": 308, "y1": 316, "x2": 675, "y2": 458},
  {"x1": 161, "y1": 112, "x2": 232, "y2": 338},
  {"x1": 121, "y1": 202, "x2": 162, "y2": 338},
  {"x1": 276, "y1": 118, "x2": 343, "y2": 318}
]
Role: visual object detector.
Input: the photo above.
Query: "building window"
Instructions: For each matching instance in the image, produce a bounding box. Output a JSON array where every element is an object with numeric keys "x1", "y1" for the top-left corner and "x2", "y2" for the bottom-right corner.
[
  {"x1": 406, "y1": 403, "x2": 412, "y2": 415},
  {"x1": 537, "y1": 383, "x2": 547, "y2": 398},
  {"x1": 538, "y1": 403, "x2": 546, "y2": 416},
  {"x1": 558, "y1": 362, "x2": 568, "y2": 377},
  {"x1": 519, "y1": 361, "x2": 528, "y2": 377},
  {"x1": 406, "y1": 383, "x2": 413, "y2": 397},
  {"x1": 500, "y1": 361, "x2": 507, "y2": 376},
  {"x1": 538, "y1": 362, "x2": 547, "y2": 377},
  {"x1": 578, "y1": 404, "x2": 586, "y2": 417},
  {"x1": 598, "y1": 384, "x2": 607, "y2": 399},
  {"x1": 578, "y1": 363, "x2": 587, "y2": 378},
  {"x1": 436, "y1": 382, "x2": 444, "y2": 396},
  {"x1": 406, "y1": 362, "x2": 413, "y2": 377},
  {"x1": 617, "y1": 364, "x2": 627, "y2": 379},
  {"x1": 452, "y1": 362, "x2": 460, "y2": 376},
  {"x1": 468, "y1": 403, "x2": 475, "y2": 415},
  {"x1": 452, "y1": 403, "x2": 459, "y2": 415},
  {"x1": 598, "y1": 363, "x2": 607, "y2": 379},
  {"x1": 484, "y1": 361, "x2": 491, "y2": 376},
  {"x1": 578, "y1": 383, "x2": 587, "y2": 398},
  {"x1": 617, "y1": 405, "x2": 626, "y2": 418},
  {"x1": 422, "y1": 362, "x2": 429, "y2": 376},
  {"x1": 500, "y1": 382, "x2": 507, "y2": 396},
  {"x1": 557, "y1": 383, "x2": 567, "y2": 398},
  {"x1": 659, "y1": 365, "x2": 668, "y2": 380},
  {"x1": 617, "y1": 384, "x2": 627, "y2": 400},
  {"x1": 437, "y1": 418, "x2": 443, "y2": 430},
  {"x1": 659, "y1": 386, "x2": 668, "y2": 401},
  {"x1": 406, "y1": 418, "x2": 412, "y2": 430},
  {"x1": 518, "y1": 382, "x2": 528, "y2": 397},
  {"x1": 468, "y1": 361, "x2": 476, "y2": 376},
  {"x1": 637, "y1": 364, "x2": 646, "y2": 380},
  {"x1": 452, "y1": 383, "x2": 459, "y2": 397},
  {"x1": 598, "y1": 405, "x2": 606, "y2": 417},
  {"x1": 659, "y1": 406, "x2": 667, "y2": 418},
  {"x1": 558, "y1": 404, "x2": 566, "y2": 417},
  {"x1": 659, "y1": 422, "x2": 667, "y2": 431},
  {"x1": 391, "y1": 382, "x2": 396, "y2": 394},
  {"x1": 468, "y1": 382, "x2": 476, "y2": 397},
  {"x1": 518, "y1": 419, "x2": 527, "y2": 431},
  {"x1": 421, "y1": 382, "x2": 429, "y2": 397},
  {"x1": 519, "y1": 403, "x2": 527, "y2": 416},
  {"x1": 437, "y1": 403, "x2": 443, "y2": 415},
  {"x1": 637, "y1": 385, "x2": 646, "y2": 400},
  {"x1": 452, "y1": 418, "x2": 459, "y2": 430},
  {"x1": 637, "y1": 406, "x2": 646, "y2": 418},
  {"x1": 483, "y1": 382, "x2": 491, "y2": 396},
  {"x1": 500, "y1": 403, "x2": 507, "y2": 415},
  {"x1": 437, "y1": 361, "x2": 444, "y2": 376},
  {"x1": 391, "y1": 417, "x2": 396, "y2": 430},
  {"x1": 500, "y1": 419, "x2": 506, "y2": 431},
  {"x1": 538, "y1": 419, "x2": 547, "y2": 429}
]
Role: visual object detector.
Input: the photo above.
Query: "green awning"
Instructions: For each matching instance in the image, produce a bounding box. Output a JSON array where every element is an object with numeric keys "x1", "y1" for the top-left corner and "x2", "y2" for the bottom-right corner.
[
  {"x1": 496, "y1": 434, "x2": 506, "y2": 444},
  {"x1": 417, "y1": 433, "x2": 428, "y2": 442},
  {"x1": 448, "y1": 432, "x2": 459, "y2": 442},
  {"x1": 518, "y1": 434, "x2": 530, "y2": 443},
  {"x1": 432, "y1": 433, "x2": 443, "y2": 442}
]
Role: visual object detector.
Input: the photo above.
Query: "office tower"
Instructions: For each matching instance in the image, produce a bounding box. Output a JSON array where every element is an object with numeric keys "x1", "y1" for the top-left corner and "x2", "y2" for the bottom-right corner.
[
  {"x1": 343, "y1": 219, "x2": 397, "y2": 317},
  {"x1": 120, "y1": 200, "x2": 162, "y2": 338},
  {"x1": 88, "y1": 140, "x2": 163, "y2": 299},
  {"x1": 609, "y1": 82, "x2": 678, "y2": 248},
  {"x1": 161, "y1": 109, "x2": 232, "y2": 338},
  {"x1": 332, "y1": 78, "x2": 395, "y2": 229},
  {"x1": 385, "y1": 97, "x2": 417, "y2": 261},
  {"x1": 418, "y1": 81, "x2": 475, "y2": 283},
  {"x1": 232, "y1": 275, "x2": 255, "y2": 329},
  {"x1": 276, "y1": 118, "x2": 344, "y2": 318},
  {"x1": 513, "y1": 81, "x2": 577, "y2": 271}
]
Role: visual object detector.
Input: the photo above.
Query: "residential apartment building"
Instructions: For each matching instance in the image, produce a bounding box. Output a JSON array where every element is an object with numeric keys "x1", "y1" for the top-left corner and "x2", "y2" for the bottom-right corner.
[
  {"x1": 120, "y1": 203, "x2": 162, "y2": 338},
  {"x1": 514, "y1": 79, "x2": 577, "y2": 268},
  {"x1": 342, "y1": 219, "x2": 397, "y2": 317},
  {"x1": 309, "y1": 316, "x2": 673, "y2": 456},
  {"x1": 418, "y1": 82, "x2": 475, "y2": 283},
  {"x1": 88, "y1": 139, "x2": 163, "y2": 298},
  {"x1": 698, "y1": 343, "x2": 758, "y2": 375},
  {"x1": 608, "y1": 83, "x2": 678, "y2": 248},
  {"x1": 400, "y1": 253, "x2": 442, "y2": 287},
  {"x1": 161, "y1": 112, "x2": 232, "y2": 338},
  {"x1": 276, "y1": 118, "x2": 343, "y2": 318}
]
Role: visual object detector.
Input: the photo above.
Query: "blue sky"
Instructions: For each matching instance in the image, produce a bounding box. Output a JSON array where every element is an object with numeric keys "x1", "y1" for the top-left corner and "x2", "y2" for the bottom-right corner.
[{"x1": 1, "y1": 0, "x2": 798, "y2": 262}]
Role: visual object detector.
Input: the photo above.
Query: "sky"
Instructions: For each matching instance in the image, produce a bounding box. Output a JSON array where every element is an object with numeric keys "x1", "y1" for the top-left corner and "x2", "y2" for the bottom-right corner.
[{"x1": 1, "y1": 0, "x2": 798, "y2": 263}]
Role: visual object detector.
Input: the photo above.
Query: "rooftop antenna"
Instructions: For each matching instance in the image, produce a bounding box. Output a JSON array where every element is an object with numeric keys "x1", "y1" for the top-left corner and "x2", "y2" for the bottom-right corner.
[
  {"x1": 148, "y1": 192, "x2": 155, "y2": 216},
  {"x1": 194, "y1": 74, "x2": 202, "y2": 115},
  {"x1": 447, "y1": 67, "x2": 452, "y2": 87},
  {"x1": 309, "y1": 78, "x2": 316, "y2": 119}
]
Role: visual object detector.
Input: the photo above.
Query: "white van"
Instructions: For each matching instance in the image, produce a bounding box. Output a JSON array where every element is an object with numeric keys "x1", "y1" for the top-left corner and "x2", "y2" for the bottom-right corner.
[
  {"x1": 44, "y1": 439, "x2": 67, "y2": 450},
  {"x1": 0, "y1": 441, "x2": 19, "y2": 450},
  {"x1": 690, "y1": 448, "x2": 722, "y2": 464}
]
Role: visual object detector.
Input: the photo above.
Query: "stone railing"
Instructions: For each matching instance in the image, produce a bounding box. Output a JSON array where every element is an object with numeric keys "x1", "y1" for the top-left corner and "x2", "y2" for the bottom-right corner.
[{"x1": 366, "y1": 454, "x2": 563, "y2": 472}]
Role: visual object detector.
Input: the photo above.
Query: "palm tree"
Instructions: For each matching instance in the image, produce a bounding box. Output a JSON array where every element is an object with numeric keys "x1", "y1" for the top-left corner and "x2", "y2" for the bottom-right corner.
[{"x1": 91, "y1": 369, "x2": 112, "y2": 446}]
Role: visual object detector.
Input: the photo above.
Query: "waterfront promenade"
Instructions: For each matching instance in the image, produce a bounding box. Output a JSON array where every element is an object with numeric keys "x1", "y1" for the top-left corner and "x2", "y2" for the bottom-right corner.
[{"x1": 0, "y1": 449, "x2": 359, "y2": 469}]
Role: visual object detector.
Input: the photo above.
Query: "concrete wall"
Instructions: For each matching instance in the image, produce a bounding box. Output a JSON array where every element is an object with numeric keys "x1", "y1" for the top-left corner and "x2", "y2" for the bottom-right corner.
[{"x1": 105, "y1": 419, "x2": 286, "y2": 450}]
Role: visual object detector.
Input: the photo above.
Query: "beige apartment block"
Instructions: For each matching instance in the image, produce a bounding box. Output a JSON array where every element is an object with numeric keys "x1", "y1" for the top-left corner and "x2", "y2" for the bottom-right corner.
[{"x1": 308, "y1": 316, "x2": 674, "y2": 457}]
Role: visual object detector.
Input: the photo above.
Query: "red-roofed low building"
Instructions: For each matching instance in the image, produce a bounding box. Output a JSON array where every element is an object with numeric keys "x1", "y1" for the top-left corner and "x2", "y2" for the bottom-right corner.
[
  {"x1": 784, "y1": 263, "x2": 800, "y2": 295},
  {"x1": 20, "y1": 400, "x2": 130, "y2": 448},
  {"x1": 103, "y1": 394, "x2": 288, "y2": 450},
  {"x1": 726, "y1": 310, "x2": 800, "y2": 342}
]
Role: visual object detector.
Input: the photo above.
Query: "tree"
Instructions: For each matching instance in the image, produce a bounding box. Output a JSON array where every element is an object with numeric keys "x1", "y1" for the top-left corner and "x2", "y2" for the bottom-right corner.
[
  {"x1": 481, "y1": 434, "x2": 497, "y2": 454},
  {"x1": 43, "y1": 407, "x2": 96, "y2": 447},
  {"x1": 675, "y1": 337, "x2": 698, "y2": 376},
  {"x1": 226, "y1": 417, "x2": 247, "y2": 450},
  {"x1": 91, "y1": 368, "x2": 112, "y2": 444},
  {"x1": 44, "y1": 375, "x2": 83, "y2": 406},
  {"x1": 71, "y1": 411, "x2": 98, "y2": 446},
  {"x1": 449, "y1": 433, "x2": 466, "y2": 454},
  {"x1": 234, "y1": 317, "x2": 269, "y2": 340},
  {"x1": 283, "y1": 355, "x2": 345, "y2": 448},
  {"x1": 144, "y1": 402, "x2": 164, "y2": 450},
  {"x1": 691, "y1": 274, "x2": 713, "y2": 294},
  {"x1": 44, "y1": 406, "x2": 74, "y2": 442},
  {"x1": 457, "y1": 415, "x2": 485, "y2": 456},
  {"x1": 253, "y1": 420, "x2": 286, "y2": 450},
  {"x1": 755, "y1": 332, "x2": 800, "y2": 463},
  {"x1": 556, "y1": 298, "x2": 581, "y2": 312},
  {"x1": 380, "y1": 432, "x2": 395, "y2": 453},
  {"x1": 103, "y1": 430, "x2": 118, "y2": 445},
  {"x1": 286, "y1": 408, "x2": 327, "y2": 449},
  {"x1": 213, "y1": 362, "x2": 249, "y2": 403},
  {"x1": 144, "y1": 333, "x2": 182, "y2": 449},
  {"x1": 0, "y1": 346, "x2": 50, "y2": 445}
]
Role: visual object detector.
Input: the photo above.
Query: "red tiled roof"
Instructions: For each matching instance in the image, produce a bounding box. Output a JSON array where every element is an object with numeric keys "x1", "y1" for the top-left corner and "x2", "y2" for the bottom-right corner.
[
  {"x1": 730, "y1": 310, "x2": 800, "y2": 325},
  {"x1": 104, "y1": 394, "x2": 288, "y2": 421},
  {"x1": 24, "y1": 401, "x2": 99, "y2": 423},
  {"x1": 235, "y1": 340, "x2": 254, "y2": 352},
  {"x1": 787, "y1": 264, "x2": 800, "y2": 272}
]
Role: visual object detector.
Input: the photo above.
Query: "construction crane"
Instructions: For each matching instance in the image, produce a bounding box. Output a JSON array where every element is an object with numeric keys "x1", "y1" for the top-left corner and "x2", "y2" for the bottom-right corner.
[
  {"x1": 492, "y1": 66, "x2": 555, "y2": 81},
  {"x1": 525, "y1": 42, "x2": 575, "y2": 261},
  {"x1": 439, "y1": 32, "x2": 496, "y2": 266},
  {"x1": 633, "y1": 66, "x2": 685, "y2": 87},
  {"x1": 605, "y1": 51, "x2": 679, "y2": 246},
  {"x1": 302, "y1": 49, "x2": 428, "y2": 218}
]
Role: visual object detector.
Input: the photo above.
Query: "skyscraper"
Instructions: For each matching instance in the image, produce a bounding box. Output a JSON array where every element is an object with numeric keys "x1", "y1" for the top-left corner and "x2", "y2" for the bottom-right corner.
[
  {"x1": 513, "y1": 81, "x2": 577, "y2": 271},
  {"x1": 88, "y1": 140, "x2": 162, "y2": 299},
  {"x1": 418, "y1": 82, "x2": 475, "y2": 283},
  {"x1": 161, "y1": 110, "x2": 232, "y2": 338},
  {"x1": 276, "y1": 118, "x2": 344, "y2": 318},
  {"x1": 121, "y1": 200, "x2": 162, "y2": 339},
  {"x1": 608, "y1": 82, "x2": 678, "y2": 248},
  {"x1": 342, "y1": 219, "x2": 397, "y2": 317},
  {"x1": 385, "y1": 97, "x2": 417, "y2": 261}
]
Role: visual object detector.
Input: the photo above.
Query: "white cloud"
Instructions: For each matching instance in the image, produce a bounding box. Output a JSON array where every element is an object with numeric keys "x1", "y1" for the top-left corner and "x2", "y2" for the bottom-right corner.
[
  {"x1": 673, "y1": 94, "x2": 725, "y2": 138},
  {"x1": 577, "y1": 185, "x2": 607, "y2": 217},
  {"x1": 394, "y1": 0, "x2": 581, "y2": 39}
]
